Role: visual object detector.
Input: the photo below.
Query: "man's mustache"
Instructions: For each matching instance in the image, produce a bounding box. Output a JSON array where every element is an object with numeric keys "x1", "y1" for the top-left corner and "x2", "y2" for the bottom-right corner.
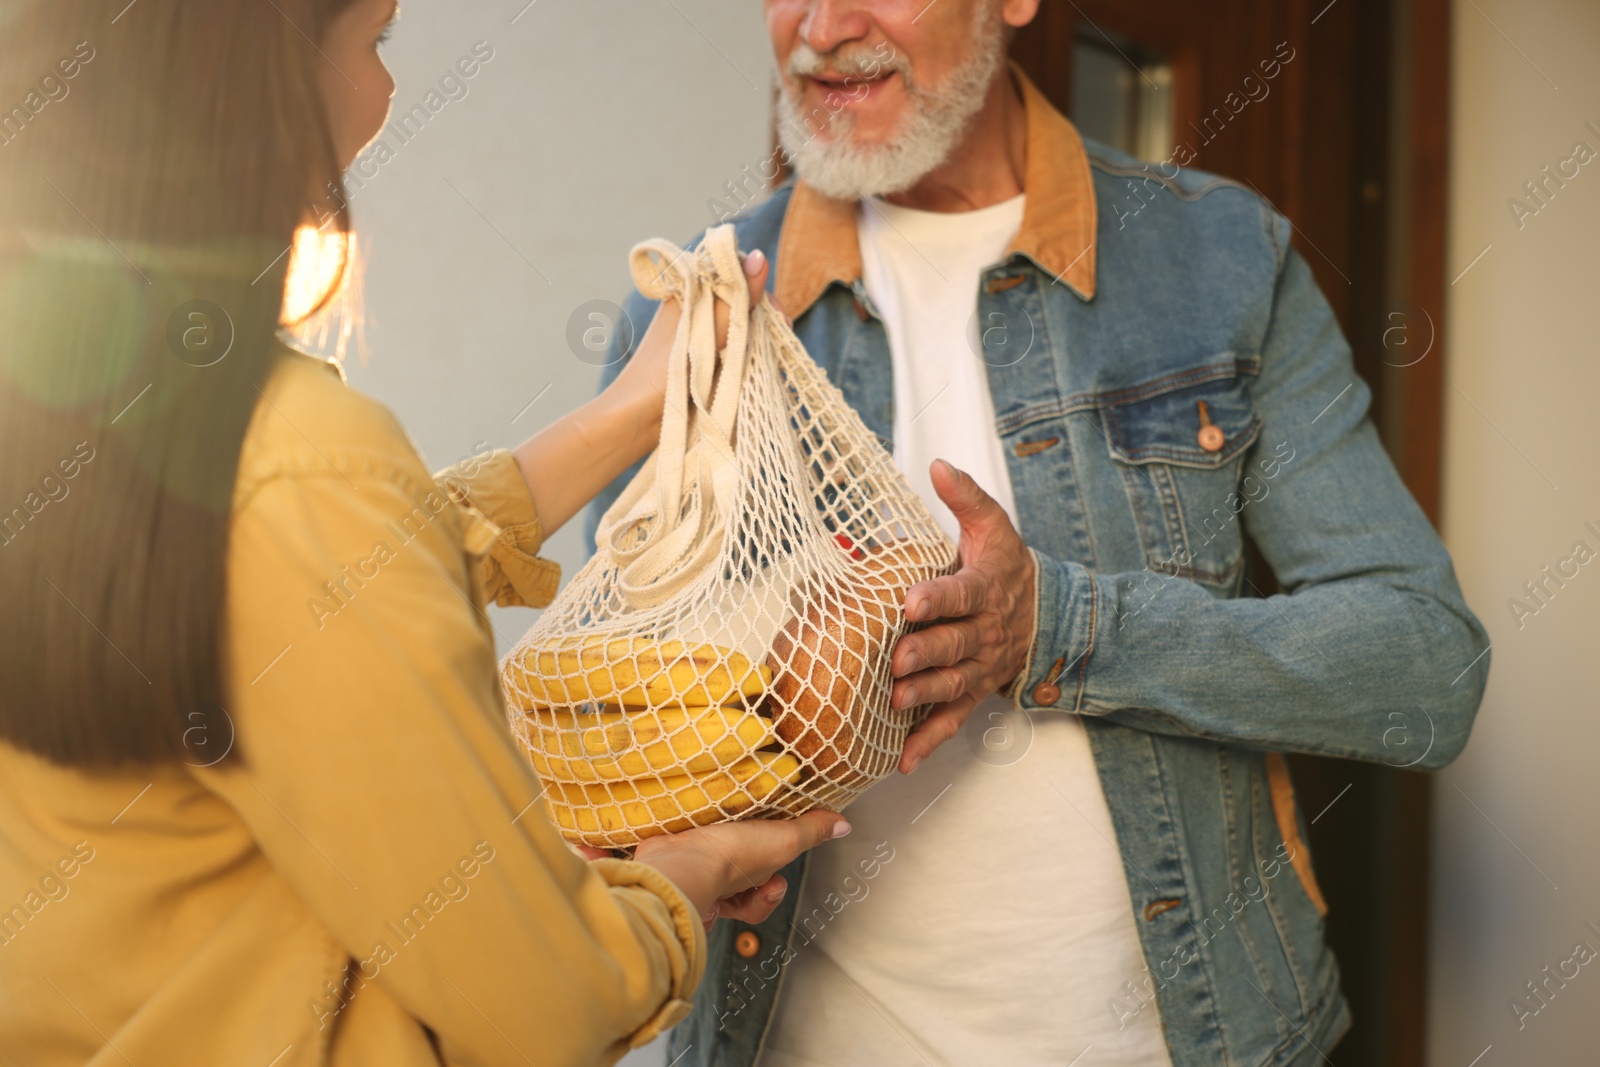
[{"x1": 786, "y1": 42, "x2": 908, "y2": 87}]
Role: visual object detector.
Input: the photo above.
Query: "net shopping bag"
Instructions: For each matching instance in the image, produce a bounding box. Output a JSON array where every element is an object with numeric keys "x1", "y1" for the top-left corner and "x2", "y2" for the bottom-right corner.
[{"x1": 502, "y1": 224, "x2": 955, "y2": 848}]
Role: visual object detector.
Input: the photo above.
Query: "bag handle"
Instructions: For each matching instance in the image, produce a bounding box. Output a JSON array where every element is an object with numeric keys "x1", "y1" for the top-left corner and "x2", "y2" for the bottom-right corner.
[{"x1": 596, "y1": 225, "x2": 757, "y2": 610}]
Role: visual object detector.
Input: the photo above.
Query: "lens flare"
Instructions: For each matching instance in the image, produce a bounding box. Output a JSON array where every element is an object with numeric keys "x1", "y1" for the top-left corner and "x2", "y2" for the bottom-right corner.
[{"x1": 281, "y1": 224, "x2": 351, "y2": 326}]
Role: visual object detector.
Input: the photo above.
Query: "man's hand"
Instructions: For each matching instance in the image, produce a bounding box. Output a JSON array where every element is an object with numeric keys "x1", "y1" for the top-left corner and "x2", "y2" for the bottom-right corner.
[{"x1": 891, "y1": 460, "x2": 1036, "y2": 773}]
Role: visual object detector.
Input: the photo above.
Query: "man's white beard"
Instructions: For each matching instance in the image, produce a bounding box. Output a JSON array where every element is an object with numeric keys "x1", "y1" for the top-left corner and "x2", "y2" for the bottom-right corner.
[{"x1": 776, "y1": 12, "x2": 1005, "y2": 202}]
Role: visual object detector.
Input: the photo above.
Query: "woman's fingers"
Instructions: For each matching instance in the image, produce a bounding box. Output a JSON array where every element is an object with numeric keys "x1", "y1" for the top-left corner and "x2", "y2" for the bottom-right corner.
[
  {"x1": 712, "y1": 249, "x2": 770, "y2": 351},
  {"x1": 744, "y1": 247, "x2": 769, "y2": 293},
  {"x1": 703, "y1": 808, "x2": 848, "y2": 885},
  {"x1": 698, "y1": 810, "x2": 848, "y2": 901},
  {"x1": 631, "y1": 809, "x2": 847, "y2": 927},
  {"x1": 716, "y1": 874, "x2": 789, "y2": 925},
  {"x1": 768, "y1": 290, "x2": 791, "y2": 325}
]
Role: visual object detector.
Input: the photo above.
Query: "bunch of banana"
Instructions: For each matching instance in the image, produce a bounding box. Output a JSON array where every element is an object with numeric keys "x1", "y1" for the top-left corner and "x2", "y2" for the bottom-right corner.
[
  {"x1": 524, "y1": 704, "x2": 775, "y2": 783},
  {"x1": 544, "y1": 752, "x2": 802, "y2": 847},
  {"x1": 511, "y1": 636, "x2": 795, "y2": 847},
  {"x1": 505, "y1": 636, "x2": 771, "y2": 709}
]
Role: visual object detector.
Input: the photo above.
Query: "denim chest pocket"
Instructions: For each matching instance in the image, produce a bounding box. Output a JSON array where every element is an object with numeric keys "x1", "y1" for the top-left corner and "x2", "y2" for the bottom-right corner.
[{"x1": 1099, "y1": 362, "x2": 1262, "y2": 586}]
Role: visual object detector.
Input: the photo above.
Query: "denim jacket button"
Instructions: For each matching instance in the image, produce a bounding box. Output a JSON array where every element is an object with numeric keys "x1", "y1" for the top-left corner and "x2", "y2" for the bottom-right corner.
[
  {"x1": 1031, "y1": 682, "x2": 1062, "y2": 705},
  {"x1": 735, "y1": 930, "x2": 761, "y2": 958},
  {"x1": 1198, "y1": 424, "x2": 1226, "y2": 452}
]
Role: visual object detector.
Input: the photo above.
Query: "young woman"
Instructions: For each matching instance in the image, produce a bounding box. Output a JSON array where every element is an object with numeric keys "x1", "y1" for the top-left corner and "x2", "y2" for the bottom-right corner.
[{"x1": 0, "y1": 2, "x2": 843, "y2": 1064}]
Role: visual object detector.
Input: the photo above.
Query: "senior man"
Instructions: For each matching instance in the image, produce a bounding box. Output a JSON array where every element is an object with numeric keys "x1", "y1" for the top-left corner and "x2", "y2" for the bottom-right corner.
[{"x1": 589, "y1": 1, "x2": 1489, "y2": 1064}]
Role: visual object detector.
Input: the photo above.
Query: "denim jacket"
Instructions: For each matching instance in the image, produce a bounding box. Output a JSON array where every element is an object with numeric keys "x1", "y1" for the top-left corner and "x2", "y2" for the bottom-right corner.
[{"x1": 588, "y1": 70, "x2": 1488, "y2": 1067}]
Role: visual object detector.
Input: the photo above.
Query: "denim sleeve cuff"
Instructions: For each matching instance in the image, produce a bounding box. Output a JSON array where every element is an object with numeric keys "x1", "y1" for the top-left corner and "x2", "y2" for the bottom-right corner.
[{"x1": 1014, "y1": 549, "x2": 1099, "y2": 713}]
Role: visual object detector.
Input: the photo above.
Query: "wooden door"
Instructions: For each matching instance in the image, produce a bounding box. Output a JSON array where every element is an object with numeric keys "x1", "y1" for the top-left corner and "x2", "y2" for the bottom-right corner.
[{"x1": 1012, "y1": 2, "x2": 1453, "y2": 1063}]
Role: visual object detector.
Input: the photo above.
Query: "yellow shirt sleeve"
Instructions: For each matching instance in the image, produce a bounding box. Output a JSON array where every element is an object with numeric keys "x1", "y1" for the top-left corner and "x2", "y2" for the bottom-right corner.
[
  {"x1": 203, "y1": 454, "x2": 702, "y2": 1064},
  {"x1": 434, "y1": 448, "x2": 562, "y2": 609}
]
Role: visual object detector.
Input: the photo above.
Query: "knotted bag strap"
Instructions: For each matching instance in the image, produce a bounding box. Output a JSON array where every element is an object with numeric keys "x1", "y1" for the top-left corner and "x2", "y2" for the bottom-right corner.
[{"x1": 596, "y1": 224, "x2": 758, "y2": 610}]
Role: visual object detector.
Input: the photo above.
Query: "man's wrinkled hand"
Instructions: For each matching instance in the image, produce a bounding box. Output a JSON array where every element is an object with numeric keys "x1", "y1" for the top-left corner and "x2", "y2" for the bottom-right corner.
[{"x1": 891, "y1": 460, "x2": 1036, "y2": 774}]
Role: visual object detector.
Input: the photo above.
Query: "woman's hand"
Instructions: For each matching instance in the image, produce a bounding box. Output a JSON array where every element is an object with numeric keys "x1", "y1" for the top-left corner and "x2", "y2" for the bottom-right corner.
[
  {"x1": 603, "y1": 248, "x2": 770, "y2": 452},
  {"x1": 624, "y1": 809, "x2": 847, "y2": 929},
  {"x1": 510, "y1": 249, "x2": 770, "y2": 538}
]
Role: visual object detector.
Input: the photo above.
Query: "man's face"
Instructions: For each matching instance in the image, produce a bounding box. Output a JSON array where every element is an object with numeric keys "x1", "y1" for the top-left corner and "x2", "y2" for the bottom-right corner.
[
  {"x1": 764, "y1": 0, "x2": 1029, "y2": 199},
  {"x1": 766, "y1": 0, "x2": 982, "y2": 147}
]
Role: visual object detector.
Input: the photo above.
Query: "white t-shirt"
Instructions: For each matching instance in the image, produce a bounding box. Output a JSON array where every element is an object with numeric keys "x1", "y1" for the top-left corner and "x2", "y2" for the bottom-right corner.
[{"x1": 759, "y1": 196, "x2": 1172, "y2": 1067}]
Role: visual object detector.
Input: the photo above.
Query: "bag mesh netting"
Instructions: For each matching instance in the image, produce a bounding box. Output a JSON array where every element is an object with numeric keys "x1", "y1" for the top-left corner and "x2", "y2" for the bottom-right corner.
[{"x1": 502, "y1": 225, "x2": 955, "y2": 848}]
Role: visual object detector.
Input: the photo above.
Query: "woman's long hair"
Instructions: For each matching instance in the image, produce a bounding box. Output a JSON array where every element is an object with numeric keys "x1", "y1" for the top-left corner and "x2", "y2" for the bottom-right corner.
[{"x1": 0, "y1": 0, "x2": 360, "y2": 765}]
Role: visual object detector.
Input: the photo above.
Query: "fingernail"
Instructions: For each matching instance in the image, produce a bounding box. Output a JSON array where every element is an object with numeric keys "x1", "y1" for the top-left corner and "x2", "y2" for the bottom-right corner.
[
  {"x1": 745, "y1": 248, "x2": 766, "y2": 274},
  {"x1": 831, "y1": 821, "x2": 853, "y2": 839},
  {"x1": 765, "y1": 880, "x2": 788, "y2": 902},
  {"x1": 901, "y1": 687, "x2": 919, "y2": 707},
  {"x1": 905, "y1": 755, "x2": 922, "y2": 774}
]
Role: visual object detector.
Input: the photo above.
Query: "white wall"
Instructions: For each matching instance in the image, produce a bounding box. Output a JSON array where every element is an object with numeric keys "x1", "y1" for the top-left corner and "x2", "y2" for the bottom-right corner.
[
  {"x1": 342, "y1": 4, "x2": 776, "y2": 1063},
  {"x1": 1430, "y1": 1, "x2": 1600, "y2": 1063}
]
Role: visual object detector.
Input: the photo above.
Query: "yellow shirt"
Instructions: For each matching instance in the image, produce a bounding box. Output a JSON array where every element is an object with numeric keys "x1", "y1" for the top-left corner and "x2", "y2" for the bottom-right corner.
[{"x1": 0, "y1": 348, "x2": 703, "y2": 1066}]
